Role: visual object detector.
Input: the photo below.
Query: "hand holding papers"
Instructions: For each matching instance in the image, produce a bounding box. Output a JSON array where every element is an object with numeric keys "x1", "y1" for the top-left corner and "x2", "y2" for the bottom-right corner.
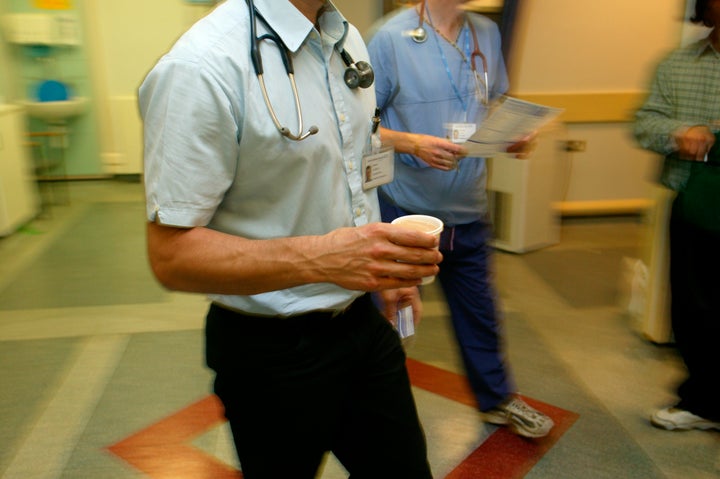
[{"x1": 464, "y1": 96, "x2": 563, "y2": 157}]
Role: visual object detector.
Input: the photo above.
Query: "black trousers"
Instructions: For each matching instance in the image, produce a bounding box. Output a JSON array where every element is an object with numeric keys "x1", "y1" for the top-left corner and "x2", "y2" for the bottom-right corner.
[
  {"x1": 669, "y1": 196, "x2": 720, "y2": 421},
  {"x1": 205, "y1": 294, "x2": 433, "y2": 479}
]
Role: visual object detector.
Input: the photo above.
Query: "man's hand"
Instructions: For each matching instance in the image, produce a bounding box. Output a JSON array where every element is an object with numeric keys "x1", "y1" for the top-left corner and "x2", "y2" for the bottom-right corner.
[
  {"x1": 412, "y1": 134, "x2": 468, "y2": 171},
  {"x1": 309, "y1": 222, "x2": 443, "y2": 292},
  {"x1": 377, "y1": 286, "x2": 423, "y2": 324},
  {"x1": 673, "y1": 125, "x2": 715, "y2": 161},
  {"x1": 506, "y1": 131, "x2": 538, "y2": 159}
]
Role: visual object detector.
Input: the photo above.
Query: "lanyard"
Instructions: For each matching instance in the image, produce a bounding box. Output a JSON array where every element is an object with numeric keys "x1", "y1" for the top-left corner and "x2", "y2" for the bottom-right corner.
[{"x1": 426, "y1": 9, "x2": 473, "y2": 114}]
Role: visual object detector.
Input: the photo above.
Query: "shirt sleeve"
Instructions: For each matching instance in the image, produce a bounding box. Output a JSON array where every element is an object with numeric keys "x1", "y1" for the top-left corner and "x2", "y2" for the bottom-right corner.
[
  {"x1": 367, "y1": 29, "x2": 397, "y2": 111},
  {"x1": 484, "y1": 17, "x2": 509, "y2": 100},
  {"x1": 139, "y1": 58, "x2": 240, "y2": 227},
  {"x1": 633, "y1": 60, "x2": 688, "y2": 156}
]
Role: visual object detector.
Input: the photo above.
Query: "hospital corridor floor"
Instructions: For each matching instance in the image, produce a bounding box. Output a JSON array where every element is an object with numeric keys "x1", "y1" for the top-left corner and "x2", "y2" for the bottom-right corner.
[{"x1": 0, "y1": 179, "x2": 718, "y2": 479}]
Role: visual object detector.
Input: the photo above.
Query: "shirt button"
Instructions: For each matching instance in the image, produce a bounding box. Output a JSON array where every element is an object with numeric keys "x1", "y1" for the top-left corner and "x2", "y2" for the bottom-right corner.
[
  {"x1": 355, "y1": 208, "x2": 363, "y2": 216},
  {"x1": 339, "y1": 114, "x2": 346, "y2": 122},
  {"x1": 348, "y1": 161, "x2": 354, "y2": 170}
]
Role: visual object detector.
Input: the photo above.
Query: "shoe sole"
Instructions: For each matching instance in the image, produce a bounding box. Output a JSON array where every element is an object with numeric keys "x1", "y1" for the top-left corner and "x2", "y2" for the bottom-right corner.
[
  {"x1": 507, "y1": 422, "x2": 553, "y2": 438},
  {"x1": 651, "y1": 417, "x2": 720, "y2": 431},
  {"x1": 482, "y1": 413, "x2": 510, "y2": 426},
  {"x1": 482, "y1": 413, "x2": 553, "y2": 438}
]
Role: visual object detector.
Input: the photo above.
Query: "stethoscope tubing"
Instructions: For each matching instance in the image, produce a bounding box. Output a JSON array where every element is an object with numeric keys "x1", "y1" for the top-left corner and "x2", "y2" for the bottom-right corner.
[
  {"x1": 413, "y1": 0, "x2": 489, "y2": 106},
  {"x1": 245, "y1": 0, "x2": 372, "y2": 141},
  {"x1": 246, "y1": 0, "x2": 317, "y2": 140}
]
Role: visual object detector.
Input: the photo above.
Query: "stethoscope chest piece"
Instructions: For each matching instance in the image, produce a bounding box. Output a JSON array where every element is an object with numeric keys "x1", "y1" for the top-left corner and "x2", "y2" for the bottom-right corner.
[
  {"x1": 340, "y1": 50, "x2": 375, "y2": 89},
  {"x1": 410, "y1": 27, "x2": 427, "y2": 43}
]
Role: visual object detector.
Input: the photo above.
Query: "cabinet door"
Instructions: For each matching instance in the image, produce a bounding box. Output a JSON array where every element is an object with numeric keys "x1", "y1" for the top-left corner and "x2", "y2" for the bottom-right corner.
[{"x1": 0, "y1": 109, "x2": 39, "y2": 236}]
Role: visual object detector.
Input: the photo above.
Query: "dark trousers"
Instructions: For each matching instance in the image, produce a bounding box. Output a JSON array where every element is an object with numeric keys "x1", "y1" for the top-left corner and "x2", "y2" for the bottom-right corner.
[
  {"x1": 669, "y1": 197, "x2": 720, "y2": 421},
  {"x1": 436, "y1": 220, "x2": 513, "y2": 411},
  {"x1": 379, "y1": 198, "x2": 512, "y2": 411},
  {"x1": 205, "y1": 294, "x2": 432, "y2": 479}
]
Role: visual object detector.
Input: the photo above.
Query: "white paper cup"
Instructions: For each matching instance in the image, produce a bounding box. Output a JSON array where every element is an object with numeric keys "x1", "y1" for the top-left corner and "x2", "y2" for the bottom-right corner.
[{"x1": 391, "y1": 214, "x2": 443, "y2": 284}]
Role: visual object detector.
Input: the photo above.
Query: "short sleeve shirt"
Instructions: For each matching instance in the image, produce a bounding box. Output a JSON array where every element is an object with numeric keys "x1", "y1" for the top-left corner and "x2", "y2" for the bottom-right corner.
[{"x1": 139, "y1": 0, "x2": 378, "y2": 315}]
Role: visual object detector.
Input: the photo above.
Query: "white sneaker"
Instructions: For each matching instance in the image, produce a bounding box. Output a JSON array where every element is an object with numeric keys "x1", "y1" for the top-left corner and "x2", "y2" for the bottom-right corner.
[
  {"x1": 651, "y1": 407, "x2": 720, "y2": 431},
  {"x1": 482, "y1": 396, "x2": 554, "y2": 438}
]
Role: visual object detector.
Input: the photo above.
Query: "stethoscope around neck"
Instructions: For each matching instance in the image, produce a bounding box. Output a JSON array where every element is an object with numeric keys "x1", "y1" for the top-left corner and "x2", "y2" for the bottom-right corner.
[
  {"x1": 407, "y1": 1, "x2": 489, "y2": 105},
  {"x1": 245, "y1": 0, "x2": 374, "y2": 141}
]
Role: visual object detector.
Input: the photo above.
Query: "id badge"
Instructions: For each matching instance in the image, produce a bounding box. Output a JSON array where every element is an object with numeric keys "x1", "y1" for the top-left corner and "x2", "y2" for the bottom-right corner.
[
  {"x1": 362, "y1": 146, "x2": 394, "y2": 190},
  {"x1": 445, "y1": 122, "x2": 477, "y2": 144}
]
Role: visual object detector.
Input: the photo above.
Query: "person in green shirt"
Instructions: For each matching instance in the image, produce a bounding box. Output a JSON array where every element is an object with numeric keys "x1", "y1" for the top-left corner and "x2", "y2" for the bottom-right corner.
[{"x1": 634, "y1": 0, "x2": 720, "y2": 432}]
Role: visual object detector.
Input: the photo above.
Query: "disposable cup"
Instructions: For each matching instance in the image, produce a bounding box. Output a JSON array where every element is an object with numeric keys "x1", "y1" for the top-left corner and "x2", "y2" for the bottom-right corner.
[{"x1": 391, "y1": 214, "x2": 443, "y2": 284}]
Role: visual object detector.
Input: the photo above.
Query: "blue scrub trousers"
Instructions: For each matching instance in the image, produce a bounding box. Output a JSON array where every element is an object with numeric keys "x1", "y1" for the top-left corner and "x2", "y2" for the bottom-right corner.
[{"x1": 380, "y1": 199, "x2": 514, "y2": 412}]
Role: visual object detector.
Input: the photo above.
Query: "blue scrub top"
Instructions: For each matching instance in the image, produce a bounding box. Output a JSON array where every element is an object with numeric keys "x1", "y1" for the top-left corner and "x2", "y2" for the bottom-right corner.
[{"x1": 368, "y1": 7, "x2": 509, "y2": 226}]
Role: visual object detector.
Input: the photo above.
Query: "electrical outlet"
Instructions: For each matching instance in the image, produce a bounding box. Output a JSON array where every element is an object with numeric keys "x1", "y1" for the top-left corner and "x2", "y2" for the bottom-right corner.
[{"x1": 565, "y1": 140, "x2": 587, "y2": 152}]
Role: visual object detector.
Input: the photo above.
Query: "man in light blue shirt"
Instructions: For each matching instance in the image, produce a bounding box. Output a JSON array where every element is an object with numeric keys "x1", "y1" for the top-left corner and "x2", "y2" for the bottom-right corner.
[
  {"x1": 139, "y1": 0, "x2": 439, "y2": 477},
  {"x1": 368, "y1": 0, "x2": 554, "y2": 438}
]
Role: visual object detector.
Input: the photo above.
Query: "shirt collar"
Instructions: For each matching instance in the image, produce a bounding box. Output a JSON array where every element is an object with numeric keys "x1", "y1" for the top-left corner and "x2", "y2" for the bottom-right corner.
[
  {"x1": 318, "y1": 2, "x2": 350, "y2": 50},
  {"x1": 251, "y1": 0, "x2": 349, "y2": 53},
  {"x1": 690, "y1": 35, "x2": 719, "y2": 58}
]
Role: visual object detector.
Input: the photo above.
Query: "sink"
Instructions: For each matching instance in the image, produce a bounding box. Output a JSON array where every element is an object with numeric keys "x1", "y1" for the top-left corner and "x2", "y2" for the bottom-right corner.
[{"x1": 20, "y1": 97, "x2": 88, "y2": 122}]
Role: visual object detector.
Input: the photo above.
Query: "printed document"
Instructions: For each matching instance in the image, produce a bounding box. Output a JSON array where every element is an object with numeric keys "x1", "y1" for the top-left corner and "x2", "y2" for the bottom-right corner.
[{"x1": 464, "y1": 96, "x2": 563, "y2": 157}]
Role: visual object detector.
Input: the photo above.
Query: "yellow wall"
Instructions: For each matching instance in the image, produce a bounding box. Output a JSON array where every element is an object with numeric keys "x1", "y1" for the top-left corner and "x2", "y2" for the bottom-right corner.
[
  {"x1": 507, "y1": 0, "x2": 699, "y2": 210},
  {"x1": 335, "y1": 0, "x2": 382, "y2": 35},
  {"x1": 510, "y1": 0, "x2": 683, "y2": 95},
  {"x1": 0, "y1": 3, "x2": 15, "y2": 102}
]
